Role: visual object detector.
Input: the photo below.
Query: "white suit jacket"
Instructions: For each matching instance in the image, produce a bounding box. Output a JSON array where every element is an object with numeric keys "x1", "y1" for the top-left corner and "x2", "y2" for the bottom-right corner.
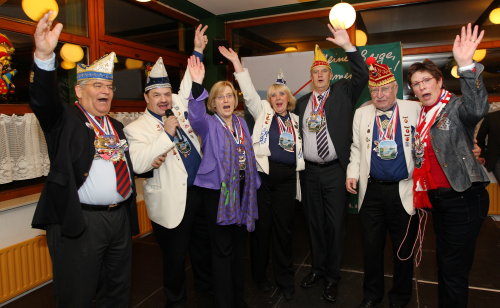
[
  {"x1": 234, "y1": 69, "x2": 305, "y2": 200},
  {"x1": 346, "y1": 99, "x2": 420, "y2": 215},
  {"x1": 124, "y1": 71, "x2": 201, "y2": 229}
]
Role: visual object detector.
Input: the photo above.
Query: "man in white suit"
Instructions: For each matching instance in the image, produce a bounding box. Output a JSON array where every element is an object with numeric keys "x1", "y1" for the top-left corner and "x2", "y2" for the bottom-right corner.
[
  {"x1": 346, "y1": 57, "x2": 420, "y2": 308},
  {"x1": 124, "y1": 25, "x2": 211, "y2": 307}
]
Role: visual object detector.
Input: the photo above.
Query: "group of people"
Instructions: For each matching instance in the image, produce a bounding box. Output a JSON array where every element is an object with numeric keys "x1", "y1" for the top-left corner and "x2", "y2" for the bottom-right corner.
[{"x1": 30, "y1": 10, "x2": 490, "y2": 308}]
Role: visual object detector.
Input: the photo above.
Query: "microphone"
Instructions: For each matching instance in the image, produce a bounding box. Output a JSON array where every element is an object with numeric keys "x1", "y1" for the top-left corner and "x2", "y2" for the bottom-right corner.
[{"x1": 164, "y1": 109, "x2": 184, "y2": 140}]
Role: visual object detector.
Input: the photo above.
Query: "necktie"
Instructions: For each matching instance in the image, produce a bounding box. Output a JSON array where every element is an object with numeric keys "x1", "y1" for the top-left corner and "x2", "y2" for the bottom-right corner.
[
  {"x1": 315, "y1": 94, "x2": 329, "y2": 160},
  {"x1": 114, "y1": 159, "x2": 131, "y2": 198},
  {"x1": 97, "y1": 115, "x2": 131, "y2": 198}
]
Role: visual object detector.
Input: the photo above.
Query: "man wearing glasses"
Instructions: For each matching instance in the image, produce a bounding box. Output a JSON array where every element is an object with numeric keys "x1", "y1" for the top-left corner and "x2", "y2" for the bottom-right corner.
[
  {"x1": 29, "y1": 12, "x2": 138, "y2": 307},
  {"x1": 346, "y1": 57, "x2": 420, "y2": 308}
]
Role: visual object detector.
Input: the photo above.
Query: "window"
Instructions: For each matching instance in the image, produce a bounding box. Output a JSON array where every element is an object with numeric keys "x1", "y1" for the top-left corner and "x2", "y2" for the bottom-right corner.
[{"x1": 1, "y1": 0, "x2": 88, "y2": 36}]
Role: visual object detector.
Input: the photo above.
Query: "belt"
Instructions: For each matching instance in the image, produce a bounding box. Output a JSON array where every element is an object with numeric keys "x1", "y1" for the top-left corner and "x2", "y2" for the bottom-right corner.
[
  {"x1": 81, "y1": 200, "x2": 126, "y2": 211},
  {"x1": 305, "y1": 159, "x2": 339, "y2": 167},
  {"x1": 368, "y1": 177, "x2": 399, "y2": 185}
]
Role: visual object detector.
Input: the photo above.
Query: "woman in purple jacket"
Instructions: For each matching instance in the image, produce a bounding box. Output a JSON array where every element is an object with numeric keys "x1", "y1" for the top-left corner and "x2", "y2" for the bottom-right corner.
[{"x1": 187, "y1": 56, "x2": 260, "y2": 308}]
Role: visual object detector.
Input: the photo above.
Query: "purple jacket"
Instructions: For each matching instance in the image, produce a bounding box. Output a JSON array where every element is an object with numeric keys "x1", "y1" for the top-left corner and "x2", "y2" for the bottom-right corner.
[{"x1": 188, "y1": 89, "x2": 261, "y2": 191}]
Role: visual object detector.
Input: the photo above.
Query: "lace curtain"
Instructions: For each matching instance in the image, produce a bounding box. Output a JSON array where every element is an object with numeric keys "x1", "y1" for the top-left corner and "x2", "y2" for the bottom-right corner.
[{"x1": 0, "y1": 112, "x2": 142, "y2": 185}]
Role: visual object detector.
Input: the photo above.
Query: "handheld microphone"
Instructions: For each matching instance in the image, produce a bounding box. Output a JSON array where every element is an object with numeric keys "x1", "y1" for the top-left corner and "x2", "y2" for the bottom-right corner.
[{"x1": 165, "y1": 109, "x2": 184, "y2": 140}]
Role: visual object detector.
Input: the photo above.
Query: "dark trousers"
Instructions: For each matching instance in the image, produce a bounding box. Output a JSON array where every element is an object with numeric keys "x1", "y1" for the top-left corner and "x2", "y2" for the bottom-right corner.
[
  {"x1": 302, "y1": 161, "x2": 348, "y2": 282},
  {"x1": 199, "y1": 186, "x2": 247, "y2": 308},
  {"x1": 151, "y1": 185, "x2": 211, "y2": 308},
  {"x1": 360, "y1": 181, "x2": 418, "y2": 306},
  {"x1": 251, "y1": 161, "x2": 296, "y2": 291},
  {"x1": 429, "y1": 184, "x2": 489, "y2": 308},
  {"x1": 46, "y1": 204, "x2": 132, "y2": 308}
]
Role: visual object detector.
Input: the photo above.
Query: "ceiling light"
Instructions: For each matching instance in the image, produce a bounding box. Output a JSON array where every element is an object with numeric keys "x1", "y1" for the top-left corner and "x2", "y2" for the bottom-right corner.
[
  {"x1": 355, "y1": 30, "x2": 367, "y2": 46},
  {"x1": 489, "y1": 8, "x2": 500, "y2": 24},
  {"x1": 136, "y1": 0, "x2": 152, "y2": 2},
  {"x1": 285, "y1": 46, "x2": 298, "y2": 52},
  {"x1": 60, "y1": 43, "x2": 84, "y2": 63},
  {"x1": 329, "y1": 2, "x2": 356, "y2": 29},
  {"x1": 451, "y1": 65, "x2": 459, "y2": 79},
  {"x1": 473, "y1": 49, "x2": 487, "y2": 62}
]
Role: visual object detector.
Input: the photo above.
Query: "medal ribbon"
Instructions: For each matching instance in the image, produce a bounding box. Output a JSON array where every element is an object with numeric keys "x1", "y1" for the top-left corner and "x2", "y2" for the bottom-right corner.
[
  {"x1": 415, "y1": 89, "x2": 451, "y2": 144},
  {"x1": 375, "y1": 104, "x2": 399, "y2": 141},
  {"x1": 311, "y1": 88, "x2": 330, "y2": 116},
  {"x1": 75, "y1": 102, "x2": 118, "y2": 138},
  {"x1": 275, "y1": 114, "x2": 296, "y2": 140},
  {"x1": 215, "y1": 114, "x2": 245, "y2": 145}
]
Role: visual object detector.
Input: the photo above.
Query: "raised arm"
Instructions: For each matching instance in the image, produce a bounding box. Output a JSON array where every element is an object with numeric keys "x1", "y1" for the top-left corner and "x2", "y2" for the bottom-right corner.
[
  {"x1": 187, "y1": 56, "x2": 210, "y2": 137},
  {"x1": 29, "y1": 11, "x2": 65, "y2": 132},
  {"x1": 326, "y1": 23, "x2": 368, "y2": 106},
  {"x1": 178, "y1": 24, "x2": 208, "y2": 104},
  {"x1": 220, "y1": 46, "x2": 265, "y2": 119},
  {"x1": 454, "y1": 24, "x2": 489, "y2": 126}
]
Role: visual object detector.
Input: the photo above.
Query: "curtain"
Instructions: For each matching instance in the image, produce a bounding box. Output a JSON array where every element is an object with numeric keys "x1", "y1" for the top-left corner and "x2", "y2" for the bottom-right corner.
[{"x1": 0, "y1": 112, "x2": 142, "y2": 185}]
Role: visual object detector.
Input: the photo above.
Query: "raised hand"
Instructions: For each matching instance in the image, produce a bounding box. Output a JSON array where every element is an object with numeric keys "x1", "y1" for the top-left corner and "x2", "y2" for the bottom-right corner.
[
  {"x1": 34, "y1": 11, "x2": 63, "y2": 61},
  {"x1": 326, "y1": 23, "x2": 354, "y2": 51},
  {"x1": 194, "y1": 24, "x2": 209, "y2": 54},
  {"x1": 453, "y1": 23, "x2": 484, "y2": 68},
  {"x1": 188, "y1": 55, "x2": 205, "y2": 84},
  {"x1": 218, "y1": 46, "x2": 243, "y2": 73}
]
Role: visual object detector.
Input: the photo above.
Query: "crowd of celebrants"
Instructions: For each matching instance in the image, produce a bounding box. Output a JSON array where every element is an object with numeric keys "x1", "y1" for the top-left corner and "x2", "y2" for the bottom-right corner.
[{"x1": 28, "y1": 11, "x2": 492, "y2": 308}]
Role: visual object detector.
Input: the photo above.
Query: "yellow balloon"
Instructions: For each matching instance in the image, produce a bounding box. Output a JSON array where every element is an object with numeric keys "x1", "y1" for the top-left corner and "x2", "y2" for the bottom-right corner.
[
  {"x1": 61, "y1": 61, "x2": 76, "y2": 70},
  {"x1": 60, "y1": 43, "x2": 85, "y2": 63},
  {"x1": 473, "y1": 49, "x2": 487, "y2": 62},
  {"x1": 356, "y1": 30, "x2": 367, "y2": 46},
  {"x1": 22, "y1": 0, "x2": 59, "y2": 21}
]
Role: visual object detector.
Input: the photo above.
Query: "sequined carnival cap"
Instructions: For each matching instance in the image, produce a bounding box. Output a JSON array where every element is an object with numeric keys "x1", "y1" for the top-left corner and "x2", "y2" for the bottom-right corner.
[
  {"x1": 366, "y1": 56, "x2": 395, "y2": 87},
  {"x1": 145, "y1": 57, "x2": 171, "y2": 92},
  {"x1": 76, "y1": 52, "x2": 116, "y2": 82},
  {"x1": 274, "y1": 70, "x2": 286, "y2": 85}
]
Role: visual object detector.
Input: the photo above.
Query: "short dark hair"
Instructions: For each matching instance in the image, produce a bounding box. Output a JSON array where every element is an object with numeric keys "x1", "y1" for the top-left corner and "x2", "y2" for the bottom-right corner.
[{"x1": 407, "y1": 59, "x2": 444, "y2": 90}]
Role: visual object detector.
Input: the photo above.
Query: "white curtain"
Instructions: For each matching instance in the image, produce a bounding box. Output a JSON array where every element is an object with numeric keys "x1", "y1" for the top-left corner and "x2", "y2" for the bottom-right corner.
[
  {"x1": 0, "y1": 112, "x2": 142, "y2": 185},
  {"x1": 0, "y1": 113, "x2": 49, "y2": 184}
]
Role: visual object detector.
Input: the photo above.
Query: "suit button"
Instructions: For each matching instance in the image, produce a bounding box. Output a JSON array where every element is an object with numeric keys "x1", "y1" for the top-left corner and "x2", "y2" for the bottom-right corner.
[
  {"x1": 83, "y1": 172, "x2": 89, "y2": 177},
  {"x1": 435, "y1": 148, "x2": 440, "y2": 153},
  {"x1": 442, "y1": 163, "x2": 448, "y2": 168}
]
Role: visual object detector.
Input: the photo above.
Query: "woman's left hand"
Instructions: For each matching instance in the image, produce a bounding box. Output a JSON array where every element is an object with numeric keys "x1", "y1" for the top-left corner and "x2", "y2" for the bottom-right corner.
[
  {"x1": 453, "y1": 23, "x2": 485, "y2": 68},
  {"x1": 188, "y1": 55, "x2": 205, "y2": 84}
]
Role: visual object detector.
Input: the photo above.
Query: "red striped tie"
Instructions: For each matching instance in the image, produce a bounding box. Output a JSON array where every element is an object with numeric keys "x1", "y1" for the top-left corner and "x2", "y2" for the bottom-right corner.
[
  {"x1": 114, "y1": 159, "x2": 131, "y2": 198},
  {"x1": 96, "y1": 116, "x2": 131, "y2": 198}
]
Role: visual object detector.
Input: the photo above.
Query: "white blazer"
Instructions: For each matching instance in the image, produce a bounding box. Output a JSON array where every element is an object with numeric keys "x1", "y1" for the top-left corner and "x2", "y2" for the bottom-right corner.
[
  {"x1": 234, "y1": 69, "x2": 305, "y2": 200},
  {"x1": 124, "y1": 71, "x2": 201, "y2": 229},
  {"x1": 346, "y1": 99, "x2": 420, "y2": 215}
]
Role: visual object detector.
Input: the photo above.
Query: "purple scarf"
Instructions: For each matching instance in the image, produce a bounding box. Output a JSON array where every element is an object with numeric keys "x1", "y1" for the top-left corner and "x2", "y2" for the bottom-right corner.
[{"x1": 216, "y1": 115, "x2": 259, "y2": 232}]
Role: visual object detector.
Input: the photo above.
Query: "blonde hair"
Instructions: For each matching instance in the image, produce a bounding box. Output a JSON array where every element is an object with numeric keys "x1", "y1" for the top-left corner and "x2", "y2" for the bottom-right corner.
[
  {"x1": 207, "y1": 81, "x2": 239, "y2": 113},
  {"x1": 267, "y1": 84, "x2": 296, "y2": 111}
]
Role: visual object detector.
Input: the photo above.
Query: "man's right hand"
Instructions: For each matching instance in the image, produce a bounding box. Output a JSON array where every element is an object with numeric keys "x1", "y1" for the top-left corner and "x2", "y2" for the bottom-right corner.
[
  {"x1": 152, "y1": 154, "x2": 167, "y2": 169},
  {"x1": 34, "y1": 11, "x2": 63, "y2": 61},
  {"x1": 163, "y1": 114, "x2": 179, "y2": 137},
  {"x1": 346, "y1": 178, "x2": 358, "y2": 194}
]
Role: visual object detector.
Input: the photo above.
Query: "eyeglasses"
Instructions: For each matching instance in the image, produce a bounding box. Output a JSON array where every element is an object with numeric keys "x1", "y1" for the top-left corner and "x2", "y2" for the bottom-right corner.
[
  {"x1": 410, "y1": 77, "x2": 434, "y2": 89},
  {"x1": 369, "y1": 85, "x2": 395, "y2": 95},
  {"x1": 85, "y1": 82, "x2": 116, "y2": 92},
  {"x1": 215, "y1": 93, "x2": 234, "y2": 101}
]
